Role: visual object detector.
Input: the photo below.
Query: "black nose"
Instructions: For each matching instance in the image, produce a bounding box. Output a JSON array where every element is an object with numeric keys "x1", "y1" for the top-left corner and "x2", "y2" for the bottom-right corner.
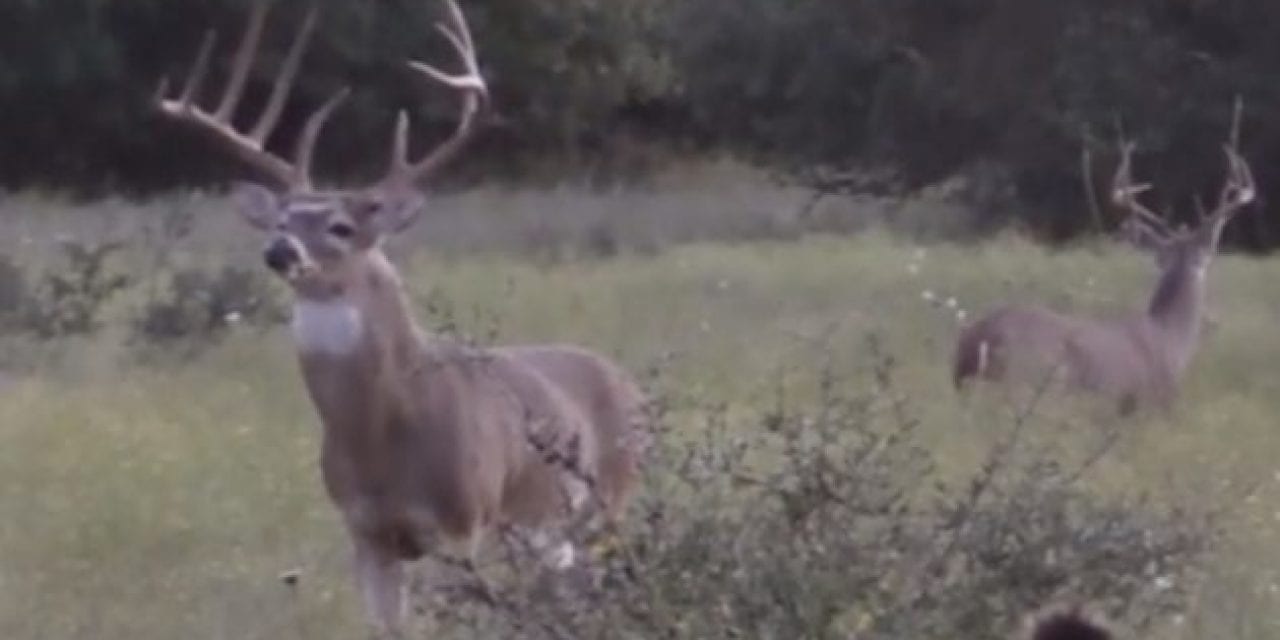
[{"x1": 263, "y1": 239, "x2": 300, "y2": 273}]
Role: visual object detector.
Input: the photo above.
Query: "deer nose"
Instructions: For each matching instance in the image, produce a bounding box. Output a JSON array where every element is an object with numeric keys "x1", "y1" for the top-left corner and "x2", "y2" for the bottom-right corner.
[{"x1": 263, "y1": 238, "x2": 300, "y2": 274}]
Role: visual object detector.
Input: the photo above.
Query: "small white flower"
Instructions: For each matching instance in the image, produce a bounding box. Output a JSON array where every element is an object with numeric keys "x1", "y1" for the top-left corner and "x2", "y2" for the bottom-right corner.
[
  {"x1": 921, "y1": 290, "x2": 936, "y2": 302},
  {"x1": 224, "y1": 311, "x2": 243, "y2": 324},
  {"x1": 945, "y1": 297, "x2": 958, "y2": 309}
]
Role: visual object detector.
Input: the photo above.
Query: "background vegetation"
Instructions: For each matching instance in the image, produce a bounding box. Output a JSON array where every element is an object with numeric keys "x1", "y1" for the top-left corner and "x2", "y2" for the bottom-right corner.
[
  {"x1": 5, "y1": 0, "x2": 1280, "y2": 637},
  {"x1": 0, "y1": 182, "x2": 1277, "y2": 637},
  {"x1": 6, "y1": 0, "x2": 1280, "y2": 247}
]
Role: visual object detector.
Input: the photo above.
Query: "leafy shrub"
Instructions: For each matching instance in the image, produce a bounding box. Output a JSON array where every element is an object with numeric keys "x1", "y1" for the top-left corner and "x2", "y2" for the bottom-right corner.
[
  {"x1": 0, "y1": 253, "x2": 30, "y2": 332},
  {"x1": 407, "y1": 338, "x2": 1213, "y2": 638},
  {"x1": 22, "y1": 238, "x2": 132, "y2": 339},
  {"x1": 131, "y1": 265, "x2": 285, "y2": 350}
]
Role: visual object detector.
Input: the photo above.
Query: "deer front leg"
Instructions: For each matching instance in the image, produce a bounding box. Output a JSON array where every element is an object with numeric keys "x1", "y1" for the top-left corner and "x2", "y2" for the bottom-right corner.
[{"x1": 354, "y1": 541, "x2": 406, "y2": 637}]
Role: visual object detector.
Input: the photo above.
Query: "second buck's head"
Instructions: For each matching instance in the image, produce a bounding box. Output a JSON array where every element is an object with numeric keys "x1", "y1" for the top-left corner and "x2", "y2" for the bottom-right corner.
[
  {"x1": 1110, "y1": 121, "x2": 1256, "y2": 282},
  {"x1": 154, "y1": 0, "x2": 487, "y2": 300}
]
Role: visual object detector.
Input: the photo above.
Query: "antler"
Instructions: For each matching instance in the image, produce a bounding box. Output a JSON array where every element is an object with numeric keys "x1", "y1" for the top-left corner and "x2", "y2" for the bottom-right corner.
[
  {"x1": 1111, "y1": 139, "x2": 1177, "y2": 245},
  {"x1": 154, "y1": 3, "x2": 348, "y2": 191},
  {"x1": 379, "y1": 0, "x2": 490, "y2": 191},
  {"x1": 1203, "y1": 97, "x2": 1256, "y2": 225}
]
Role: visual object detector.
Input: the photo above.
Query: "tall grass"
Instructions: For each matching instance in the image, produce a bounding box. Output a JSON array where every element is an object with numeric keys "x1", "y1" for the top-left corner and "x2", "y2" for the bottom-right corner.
[{"x1": 0, "y1": 178, "x2": 1278, "y2": 638}]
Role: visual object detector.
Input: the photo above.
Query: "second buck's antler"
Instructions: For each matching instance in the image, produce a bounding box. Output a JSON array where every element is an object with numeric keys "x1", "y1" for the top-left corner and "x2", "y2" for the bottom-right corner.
[
  {"x1": 1110, "y1": 140, "x2": 1177, "y2": 246},
  {"x1": 1110, "y1": 100, "x2": 1256, "y2": 247}
]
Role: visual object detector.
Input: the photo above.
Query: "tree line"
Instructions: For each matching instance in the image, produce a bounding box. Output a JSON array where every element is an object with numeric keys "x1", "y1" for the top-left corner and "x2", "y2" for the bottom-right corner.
[{"x1": 5, "y1": 0, "x2": 1280, "y2": 247}]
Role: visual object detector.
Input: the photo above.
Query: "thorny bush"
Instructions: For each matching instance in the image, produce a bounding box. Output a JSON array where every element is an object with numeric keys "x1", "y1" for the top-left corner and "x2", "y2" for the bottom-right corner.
[
  {"x1": 131, "y1": 264, "x2": 285, "y2": 352},
  {"x1": 402, "y1": 336, "x2": 1214, "y2": 639},
  {"x1": 20, "y1": 238, "x2": 132, "y2": 339}
]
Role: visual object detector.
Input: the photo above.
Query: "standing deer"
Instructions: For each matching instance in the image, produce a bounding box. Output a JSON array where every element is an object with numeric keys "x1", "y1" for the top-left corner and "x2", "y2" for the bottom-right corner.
[
  {"x1": 152, "y1": 1, "x2": 647, "y2": 634},
  {"x1": 953, "y1": 122, "x2": 1256, "y2": 414}
]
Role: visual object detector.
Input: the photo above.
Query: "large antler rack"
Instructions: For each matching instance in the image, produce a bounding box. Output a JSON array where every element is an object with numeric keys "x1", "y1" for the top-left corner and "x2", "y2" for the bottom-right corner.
[
  {"x1": 1110, "y1": 98, "x2": 1257, "y2": 246},
  {"x1": 154, "y1": 3, "x2": 348, "y2": 192}
]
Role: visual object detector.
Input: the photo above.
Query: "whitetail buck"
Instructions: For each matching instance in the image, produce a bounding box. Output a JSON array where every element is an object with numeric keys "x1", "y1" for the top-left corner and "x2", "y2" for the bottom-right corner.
[
  {"x1": 152, "y1": 1, "x2": 647, "y2": 634},
  {"x1": 953, "y1": 120, "x2": 1256, "y2": 414}
]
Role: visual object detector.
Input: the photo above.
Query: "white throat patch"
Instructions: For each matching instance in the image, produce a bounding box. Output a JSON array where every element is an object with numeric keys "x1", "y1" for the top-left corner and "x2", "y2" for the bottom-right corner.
[{"x1": 291, "y1": 299, "x2": 365, "y2": 356}]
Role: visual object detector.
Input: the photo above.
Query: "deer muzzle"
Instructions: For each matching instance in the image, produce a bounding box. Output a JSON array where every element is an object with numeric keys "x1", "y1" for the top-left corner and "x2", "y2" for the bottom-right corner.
[{"x1": 264, "y1": 236, "x2": 303, "y2": 276}]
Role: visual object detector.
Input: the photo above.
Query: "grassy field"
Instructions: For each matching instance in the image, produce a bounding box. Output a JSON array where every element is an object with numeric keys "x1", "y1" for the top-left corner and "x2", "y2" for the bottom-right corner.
[{"x1": 1, "y1": 179, "x2": 1280, "y2": 638}]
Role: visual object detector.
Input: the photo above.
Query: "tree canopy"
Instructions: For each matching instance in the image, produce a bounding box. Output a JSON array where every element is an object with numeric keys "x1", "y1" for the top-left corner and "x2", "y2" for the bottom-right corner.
[{"x1": 4, "y1": 0, "x2": 1280, "y2": 246}]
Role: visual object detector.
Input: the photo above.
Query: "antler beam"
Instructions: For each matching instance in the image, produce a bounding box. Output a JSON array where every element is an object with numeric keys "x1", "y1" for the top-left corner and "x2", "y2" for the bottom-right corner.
[{"x1": 1111, "y1": 140, "x2": 1177, "y2": 243}]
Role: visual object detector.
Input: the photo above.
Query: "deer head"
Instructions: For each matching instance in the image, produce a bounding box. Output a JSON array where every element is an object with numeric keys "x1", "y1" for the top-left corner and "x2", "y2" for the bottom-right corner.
[
  {"x1": 1110, "y1": 110, "x2": 1256, "y2": 278},
  {"x1": 154, "y1": 0, "x2": 487, "y2": 299}
]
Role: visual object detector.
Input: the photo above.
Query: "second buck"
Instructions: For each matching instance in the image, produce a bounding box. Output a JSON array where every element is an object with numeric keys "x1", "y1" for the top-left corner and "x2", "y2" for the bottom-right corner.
[
  {"x1": 152, "y1": 1, "x2": 647, "y2": 635},
  {"x1": 953, "y1": 118, "x2": 1256, "y2": 414}
]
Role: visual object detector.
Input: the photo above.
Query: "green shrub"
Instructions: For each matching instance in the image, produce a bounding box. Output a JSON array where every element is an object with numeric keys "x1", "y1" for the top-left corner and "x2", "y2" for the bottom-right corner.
[
  {"x1": 130, "y1": 265, "x2": 285, "y2": 351},
  {"x1": 21, "y1": 238, "x2": 131, "y2": 339},
  {"x1": 405, "y1": 339, "x2": 1213, "y2": 638}
]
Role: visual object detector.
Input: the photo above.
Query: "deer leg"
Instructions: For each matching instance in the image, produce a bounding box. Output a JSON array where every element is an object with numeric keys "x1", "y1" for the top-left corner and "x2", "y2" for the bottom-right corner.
[{"x1": 354, "y1": 542, "x2": 406, "y2": 637}]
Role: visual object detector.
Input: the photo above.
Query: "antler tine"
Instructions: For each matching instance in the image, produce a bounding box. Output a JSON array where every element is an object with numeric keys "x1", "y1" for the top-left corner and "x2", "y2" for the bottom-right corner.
[
  {"x1": 380, "y1": 0, "x2": 489, "y2": 190},
  {"x1": 1213, "y1": 143, "x2": 1256, "y2": 215},
  {"x1": 294, "y1": 87, "x2": 351, "y2": 190},
  {"x1": 214, "y1": 1, "x2": 269, "y2": 123},
  {"x1": 250, "y1": 6, "x2": 319, "y2": 146},
  {"x1": 179, "y1": 30, "x2": 218, "y2": 108},
  {"x1": 1111, "y1": 139, "x2": 1176, "y2": 239},
  {"x1": 1209, "y1": 98, "x2": 1255, "y2": 221}
]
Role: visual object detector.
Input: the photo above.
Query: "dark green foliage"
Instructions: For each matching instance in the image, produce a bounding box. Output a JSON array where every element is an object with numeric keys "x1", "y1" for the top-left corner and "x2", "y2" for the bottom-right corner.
[
  {"x1": 6, "y1": 0, "x2": 1280, "y2": 245},
  {"x1": 0, "y1": 0, "x2": 670, "y2": 193}
]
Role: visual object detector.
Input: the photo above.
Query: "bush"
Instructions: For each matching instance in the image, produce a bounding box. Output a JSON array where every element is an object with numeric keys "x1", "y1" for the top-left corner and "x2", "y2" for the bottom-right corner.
[
  {"x1": 0, "y1": 253, "x2": 30, "y2": 332},
  {"x1": 397, "y1": 337, "x2": 1214, "y2": 638},
  {"x1": 21, "y1": 238, "x2": 132, "y2": 339},
  {"x1": 131, "y1": 264, "x2": 286, "y2": 351}
]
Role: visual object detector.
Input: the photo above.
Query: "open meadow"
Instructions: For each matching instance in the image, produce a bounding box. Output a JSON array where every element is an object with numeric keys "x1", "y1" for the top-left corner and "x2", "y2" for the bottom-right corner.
[{"x1": 1, "y1": 173, "x2": 1279, "y2": 638}]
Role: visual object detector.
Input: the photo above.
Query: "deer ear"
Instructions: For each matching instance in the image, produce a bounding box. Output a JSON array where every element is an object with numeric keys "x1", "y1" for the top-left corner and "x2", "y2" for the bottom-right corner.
[
  {"x1": 230, "y1": 182, "x2": 280, "y2": 230},
  {"x1": 371, "y1": 191, "x2": 427, "y2": 235}
]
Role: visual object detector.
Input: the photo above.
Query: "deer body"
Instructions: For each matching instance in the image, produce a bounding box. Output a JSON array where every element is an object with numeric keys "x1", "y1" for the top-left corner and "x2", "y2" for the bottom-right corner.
[
  {"x1": 954, "y1": 117, "x2": 1255, "y2": 413},
  {"x1": 149, "y1": 2, "x2": 646, "y2": 634},
  {"x1": 299, "y1": 251, "x2": 638, "y2": 552},
  {"x1": 953, "y1": 287, "x2": 1198, "y2": 411}
]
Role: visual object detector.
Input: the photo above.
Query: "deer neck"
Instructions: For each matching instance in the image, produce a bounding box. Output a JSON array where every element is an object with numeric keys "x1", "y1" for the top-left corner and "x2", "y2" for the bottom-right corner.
[
  {"x1": 291, "y1": 251, "x2": 429, "y2": 441},
  {"x1": 1143, "y1": 259, "x2": 1207, "y2": 376}
]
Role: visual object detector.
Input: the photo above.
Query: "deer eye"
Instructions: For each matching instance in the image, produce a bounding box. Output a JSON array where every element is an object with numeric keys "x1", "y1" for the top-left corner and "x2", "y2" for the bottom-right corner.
[{"x1": 328, "y1": 222, "x2": 356, "y2": 239}]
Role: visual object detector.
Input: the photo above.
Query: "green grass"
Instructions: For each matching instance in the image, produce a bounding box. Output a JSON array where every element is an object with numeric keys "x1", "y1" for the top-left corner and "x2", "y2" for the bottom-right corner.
[{"x1": 2, "y1": 189, "x2": 1280, "y2": 637}]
